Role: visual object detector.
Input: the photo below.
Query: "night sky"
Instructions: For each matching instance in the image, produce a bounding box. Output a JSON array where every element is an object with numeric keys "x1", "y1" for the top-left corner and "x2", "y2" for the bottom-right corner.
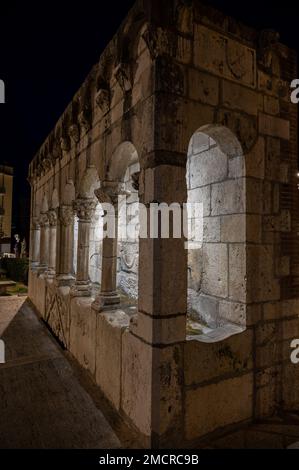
[{"x1": 0, "y1": 0, "x2": 298, "y2": 243}]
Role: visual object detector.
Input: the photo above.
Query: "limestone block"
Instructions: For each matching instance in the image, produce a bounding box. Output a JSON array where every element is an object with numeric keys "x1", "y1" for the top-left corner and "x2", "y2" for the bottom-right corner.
[
  {"x1": 176, "y1": 36, "x2": 192, "y2": 65},
  {"x1": 275, "y1": 256, "x2": 290, "y2": 277},
  {"x1": 211, "y1": 179, "x2": 245, "y2": 216},
  {"x1": 194, "y1": 24, "x2": 256, "y2": 88},
  {"x1": 282, "y1": 363, "x2": 299, "y2": 409},
  {"x1": 203, "y1": 216, "x2": 221, "y2": 242},
  {"x1": 190, "y1": 132, "x2": 211, "y2": 155},
  {"x1": 221, "y1": 214, "x2": 246, "y2": 243},
  {"x1": 266, "y1": 137, "x2": 280, "y2": 181},
  {"x1": 259, "y1": 113, "x2": 290, "y2": 140},
  {"x1": 255, "y1": 367, "x2": 281, "y2": 418},
  {"x1": 138, "y1": 237, "x2": 187, "y2": 317},
  {"x1": 185, "y1": 373, "x2": 253, "y2": 440},
  {"x1": 188, "y1": 292, "x2": 219, "y2": 327},
  {"x1": 245, "y1": 137, "x2": 265, "y2": 179},
  {"x1": 121, "y1": 331, "x2": 152, "y2": 437},
  {"x1": 218, "y1": 300, "x2": 246, "y2": 326},
  {"x1": 247, "y1": 245, "x2": 280, "y2": 303},
  {"x1": 189, "y1": 146, "x2": 228, "y2": 187},
  {"x1": 144, "y1": 165, "x2": 187, "y2": 205},
  {"x1": 69, "y1": 298, "x2": 96, "y2": 375},
  {"x1": 188, "y1": 69, "x2": 219, "y2": 106},
  {"x1": 263, "y1": 210, "x2": 291, "y2": 232},
  {"x1": 263, "y1": 301, "x2": 281, "y2": 321},
  {"x1": 202, "y1": 244, "x2": 228, "y2": 298},
  {"x1": 222, "y1": 81, "x2": 262, "y2": 115},
  {"x1": 246, "y1": 178, "x2": 263, "y2": 214},
  {"x1": 131, "y1": 311, "x2": 186, "y2": 345},
  {"x1": 228, "y1": 156, "x2": 245, "y2": 178},
  {"x1": 264, "y1": 96, "x2": 280, "y2": 116},
  {"x1": 188, "y1": 186, "x2": 211, "y2": 217},
  {"x1": 122, "y1": 332, "x2": 183, "y2": 439},
  {"x1": 188, "y1": 249, "x2": 202, "y2": 291},
  {"x1": 282, "y1": 318, "x2": 299, "y2": 341},
  {"x1": 96, "y1": 310, "x2": 129, "y2": 410},
  {"x1": 184, "y1": 329, "x2": 253, "y2": 386},
  {"x1": 228, "y1": 244, "x2": 246, "y2": 303}
]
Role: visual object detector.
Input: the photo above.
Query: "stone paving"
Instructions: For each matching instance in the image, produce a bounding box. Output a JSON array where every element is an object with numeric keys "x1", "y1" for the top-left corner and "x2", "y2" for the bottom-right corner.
[{"x1": 0, "y1": 296, "x2": 127, "y2": 449}]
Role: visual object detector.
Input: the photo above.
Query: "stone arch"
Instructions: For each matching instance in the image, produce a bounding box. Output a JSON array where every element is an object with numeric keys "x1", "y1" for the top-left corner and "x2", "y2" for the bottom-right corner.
[
  {"x1": 106, "y1": 141, "x2": 139, "y2": 182},
  {"x1": 186, "y1": 124, "x2": 248, "y2": 339},
  {"x1": 61, "y1": 179, "x2": 75, "y2": 205},
  {"x1": 51, "y1": 188, "x2": 59, "y2": 210}
]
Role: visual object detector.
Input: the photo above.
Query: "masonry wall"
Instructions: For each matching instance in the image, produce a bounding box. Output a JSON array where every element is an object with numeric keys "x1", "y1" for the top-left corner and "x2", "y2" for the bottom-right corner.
[{"x1": 28, "y1": 0, "x2": 299, "y2": 448}]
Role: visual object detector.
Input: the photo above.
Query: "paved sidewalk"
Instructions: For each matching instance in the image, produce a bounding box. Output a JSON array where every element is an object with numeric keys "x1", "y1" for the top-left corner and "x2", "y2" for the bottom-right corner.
[{"x1": 0, "y1": 296, "x2": 121, "y2": 449}]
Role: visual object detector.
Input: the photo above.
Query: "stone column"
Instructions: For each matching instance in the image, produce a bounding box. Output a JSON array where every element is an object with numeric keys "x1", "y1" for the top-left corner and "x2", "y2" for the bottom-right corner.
[
  {"x1": 71, "y1": 198, "x2": 97, "y2": 297},
  {"x1": 55, "y1": 205, "x2": 75, "y2": 286},
  {"x1": 31, "y1": 217, "x2": 41, "y2": 269},
  {"x1": 47, "y1": 209, "x2": 57, "y2": 278},
  {"x1": 39, "y1": 212, "x2": 49, "y2": 271},
  {"x1": 92, "y1": 182, "x2": 128, "y2": 312},
  {"x1": 124, "y1": 164, "x2": 187, "y2": 447}
]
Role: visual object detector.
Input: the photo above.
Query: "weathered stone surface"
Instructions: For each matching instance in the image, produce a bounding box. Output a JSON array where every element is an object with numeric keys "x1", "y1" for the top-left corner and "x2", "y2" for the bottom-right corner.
[
  {"x1": 259, "y1": 113, "x2": 290, "y2": 140},
  {"x1": 185, "y1": 373, "x2": 253, "y2": 439},
  {"x1": 202, "y1": 243, "x2": 228, "y2": 298}
]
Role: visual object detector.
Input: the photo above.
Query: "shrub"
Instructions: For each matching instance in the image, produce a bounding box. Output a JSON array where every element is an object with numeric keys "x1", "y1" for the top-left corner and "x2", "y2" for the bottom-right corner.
[{"x1": 1, "y1": 258, "x2": 29, "y2": 284}]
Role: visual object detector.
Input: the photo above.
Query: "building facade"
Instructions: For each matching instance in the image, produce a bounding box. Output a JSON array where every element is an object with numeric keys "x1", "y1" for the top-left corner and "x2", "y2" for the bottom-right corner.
[
  {"x1": 28, "y1": 0, "x2": 299, "y2": 448},
  {"x1": 0, "y1": 164, "x2": 13, "y2": 253}
]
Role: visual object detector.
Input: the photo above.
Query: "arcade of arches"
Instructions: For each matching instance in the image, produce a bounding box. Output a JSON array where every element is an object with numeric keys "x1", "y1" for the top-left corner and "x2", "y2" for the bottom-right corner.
[{"x1": 28, "y1": 0, "x2": 299, "y2": 448}]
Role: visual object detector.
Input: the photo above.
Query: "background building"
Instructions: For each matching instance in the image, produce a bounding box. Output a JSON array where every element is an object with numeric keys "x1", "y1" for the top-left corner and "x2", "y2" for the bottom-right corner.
[{"x1": 0, "y1": 164, "x2": 13, "y2": 253}]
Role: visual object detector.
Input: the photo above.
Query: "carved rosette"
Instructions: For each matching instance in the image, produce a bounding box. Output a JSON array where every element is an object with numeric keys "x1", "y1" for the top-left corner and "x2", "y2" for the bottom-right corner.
[
  {"x1": 47, "y1": 209, "x2": 58, "y2": 227},
  {"x1": 73, "y1": 198, "x2": 97, "y2": 222},
  {"x1": 59, "y1": 205, "x2": 74, "y2": 227}
]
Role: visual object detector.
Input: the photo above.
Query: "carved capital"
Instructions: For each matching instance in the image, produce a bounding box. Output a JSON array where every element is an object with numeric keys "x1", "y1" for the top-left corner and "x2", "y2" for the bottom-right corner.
[
  {"x1": 94, "y1": 181, "x2": 129, "y2": 206},
  {"x1": 60, "y1": 136, "x2": 70, "y2": 152},
  {"x1": 59, "y1": 205, "x2": 74, "y2": 227},
  {"x1": 131, "y1": 171, "x2": 140, "y2": 191},
  {"x1": 68, "y1": 124, "x2": 80, "y2": 144},
  {"x1": 258, "y1": 29, "x2": 280, "y2": 71},
  {"x1": 95, "y1": 88, "x2": 111, "y2": 114},
  {"x1": 114, "y1": 63, "x2": 132, "y2": 93},
  {"x1": 78, "y1": 109, "x2": 91, "y2": 134},
  {"x1": 142, "y1": 25, "x2": 175, "y2": 60},
  {"x1": 32, "y1": 216, "x2": 41, "y2": 229},
  {"x1": 39, "y1": 212, "x2": 49, "y2": 228},
  {"x1": 73, "y1": 198, "x2": 97, "y2": 222},
  {"x1": 47, "y1": 209, "x2": 58, "y2": 227}
]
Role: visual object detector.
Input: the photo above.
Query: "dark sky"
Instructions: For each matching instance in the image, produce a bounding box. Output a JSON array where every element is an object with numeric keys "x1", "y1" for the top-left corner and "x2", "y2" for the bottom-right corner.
[{"x1": 0, "y1": 0, "x2": 298, "y2": 239}]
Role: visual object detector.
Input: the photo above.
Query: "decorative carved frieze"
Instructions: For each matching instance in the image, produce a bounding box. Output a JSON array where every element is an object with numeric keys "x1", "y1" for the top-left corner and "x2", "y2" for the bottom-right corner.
[
  {"x1": 32, "y1": 216, "x2": 40, "y2": 229},
  {"x1": 73, "y1": 198, "x2": 97, "y2": 222}
]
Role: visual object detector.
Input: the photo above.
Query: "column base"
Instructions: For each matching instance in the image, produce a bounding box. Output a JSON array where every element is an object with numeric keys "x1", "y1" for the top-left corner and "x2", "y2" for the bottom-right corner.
[
  {"x1": 55, "y1": 274, "x2": 75, "y2": 287},
  {"x1": 37, "y1": 265, "x2": 48, "y2": 277},
  {"x1": 70, "y1": 281, "x2": 92, "y2": 298},
  {"x1": 91, "y1": 291, "x2": 121, "y2": 312}
]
